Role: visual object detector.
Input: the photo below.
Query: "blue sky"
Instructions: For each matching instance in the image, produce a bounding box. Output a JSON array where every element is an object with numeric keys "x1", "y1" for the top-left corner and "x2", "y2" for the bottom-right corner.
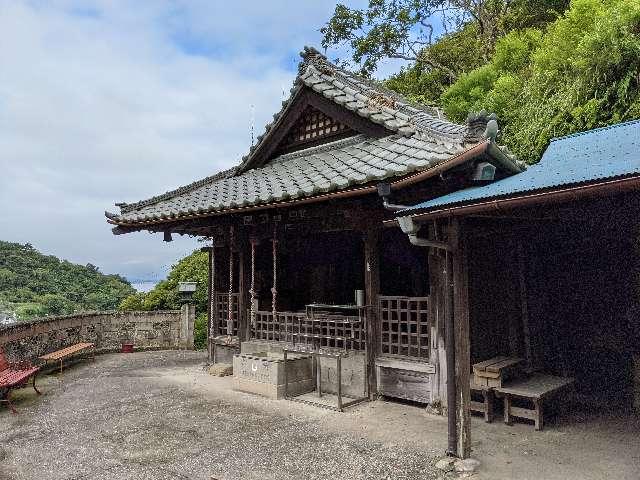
[{"x1": 0, "y1": 0, "x2": 405, "y2": 285}]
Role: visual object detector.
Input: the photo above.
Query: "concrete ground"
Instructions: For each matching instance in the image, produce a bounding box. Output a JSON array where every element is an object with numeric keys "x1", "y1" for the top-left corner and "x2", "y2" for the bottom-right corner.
[{"x1": 0, "y1": 351, "x2": 638, "y2": 480}]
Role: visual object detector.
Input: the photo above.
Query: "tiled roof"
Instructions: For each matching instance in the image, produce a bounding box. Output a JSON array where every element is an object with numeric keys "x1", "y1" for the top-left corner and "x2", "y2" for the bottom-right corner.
[
  {"x1": 236, "y1": 47, "x2": 471, "y2": 173},
  {"x1": 107, "y1": 47, "x2": 522, "y2": 227},
  {"x1": 400, "y1": 119, "x2": 640, "y2": 215},
  {"x1": 110, "y1": 134, "x2": 466, "y2": 224}
]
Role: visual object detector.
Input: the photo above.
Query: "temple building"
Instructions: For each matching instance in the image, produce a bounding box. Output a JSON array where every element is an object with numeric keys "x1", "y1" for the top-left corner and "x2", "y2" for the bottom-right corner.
[{"x1": 105, "y1": 46, "x2": 564, "y2": 458}]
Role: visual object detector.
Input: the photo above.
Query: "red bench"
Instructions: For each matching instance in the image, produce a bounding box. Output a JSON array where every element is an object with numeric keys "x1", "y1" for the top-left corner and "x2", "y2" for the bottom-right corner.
[{"x1": 0, "y1": 348, "x2": 41, "y2": 414}]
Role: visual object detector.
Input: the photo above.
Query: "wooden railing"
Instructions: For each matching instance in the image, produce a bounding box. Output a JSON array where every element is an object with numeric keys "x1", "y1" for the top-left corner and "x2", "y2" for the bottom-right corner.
[
  {"x1": 252, "y1": 310, "x2": 366, "y2": 351},
  {"x1": 378, "y1": 296, "x2": 430, "y2": 360}
]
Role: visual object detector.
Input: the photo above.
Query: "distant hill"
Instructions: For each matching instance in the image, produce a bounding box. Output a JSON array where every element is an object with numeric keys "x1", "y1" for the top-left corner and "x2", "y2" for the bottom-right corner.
[{"x1": 0, "y1": 241, "x2": 136, "y2": 320}]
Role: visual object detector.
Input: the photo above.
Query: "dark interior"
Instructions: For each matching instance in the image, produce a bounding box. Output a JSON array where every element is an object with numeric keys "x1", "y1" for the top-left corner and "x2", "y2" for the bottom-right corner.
[{"x1": 468, "y1": 195, "x2": 640, "y2": 411}]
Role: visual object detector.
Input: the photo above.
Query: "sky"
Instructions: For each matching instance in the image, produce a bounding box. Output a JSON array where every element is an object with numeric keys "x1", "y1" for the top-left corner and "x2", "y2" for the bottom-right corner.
[{"x1": 0, "y1": 0, "x2": 405, "y2": 285}]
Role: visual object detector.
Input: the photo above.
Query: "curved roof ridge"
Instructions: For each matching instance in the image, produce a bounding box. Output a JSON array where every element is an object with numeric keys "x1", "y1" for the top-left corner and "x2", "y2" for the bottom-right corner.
[{"x1": 300, "y1": 46, "x2": 467, "y2": 139}]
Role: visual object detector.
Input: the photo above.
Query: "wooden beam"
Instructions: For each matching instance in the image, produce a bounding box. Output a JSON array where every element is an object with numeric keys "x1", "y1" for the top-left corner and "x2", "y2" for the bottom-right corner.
[
  {"x1": 451, "y1": 218, "x2": 471, "y2": 459},
  {"x1": 364, "y1": 228, "x2": 381, "y2": 400}
]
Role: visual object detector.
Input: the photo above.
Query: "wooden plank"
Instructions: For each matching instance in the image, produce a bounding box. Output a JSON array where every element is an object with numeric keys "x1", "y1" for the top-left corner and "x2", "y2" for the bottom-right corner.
[
  {"x1": 374, "y1": 357, "x2": 436, "y2": 374},
  {"x1": 495, "y1": 374, "x2": 574, "y2": 400},
  {"x1": 377, "y1": 366, "x2": 431, "y2": 403},
  {"x1": 485, "y1": 357, "x2": 522, "y2": 373},
  {"x1": 473, "y1": 356, "x2": 508, "y2": 374}
]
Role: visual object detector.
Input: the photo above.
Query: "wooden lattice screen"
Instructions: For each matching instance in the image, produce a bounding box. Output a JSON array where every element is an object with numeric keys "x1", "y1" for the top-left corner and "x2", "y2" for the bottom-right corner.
[
  {"x1": 252, "y1": 311, "x2": 366, "y2": 351},
  {"x1": 214, "y1": 293, "x2": 240, "y2": 336},
  {"x1": 378, "y1": 296, "x2": 430, "y2": 359},
  {"x1": 278, "y1": 105, "x2": 353, "y2": 153}
]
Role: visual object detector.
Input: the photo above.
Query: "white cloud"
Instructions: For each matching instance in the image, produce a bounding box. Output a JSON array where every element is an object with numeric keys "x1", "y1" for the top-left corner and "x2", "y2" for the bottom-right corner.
[{"x1": 0, "y1": 0, "x2": 345, "y2": 281}]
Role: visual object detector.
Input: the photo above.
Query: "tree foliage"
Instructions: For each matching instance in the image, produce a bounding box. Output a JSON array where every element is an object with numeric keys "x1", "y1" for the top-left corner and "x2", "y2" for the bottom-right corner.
[
  {"x1": 119, "y1": 250, "x2": 209, "y2": 349},
  {"x1": 0, "y1": 241, "x2": 135, "y2": 320},
  {"x1": 440, "y1": 0, "x2": 640, "y2": 163},
  {"x1": 321, "y1": 0, "x2": 568, "y2": 76}
]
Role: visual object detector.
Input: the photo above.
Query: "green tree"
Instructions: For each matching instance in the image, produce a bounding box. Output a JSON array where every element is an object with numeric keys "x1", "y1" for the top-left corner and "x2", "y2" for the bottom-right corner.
[
  {"x1": 119, "y1": 250, "x2": 210, "y2": 349},
  {"x1": 439, "y1": 0, "x2": 640, "y2": 163},
  {"x1": 40, "y1": 294, "x2": 74, "y2": 316},
  {"x1": 321, "y1": 0, "x2": 568, "y2": 76}
]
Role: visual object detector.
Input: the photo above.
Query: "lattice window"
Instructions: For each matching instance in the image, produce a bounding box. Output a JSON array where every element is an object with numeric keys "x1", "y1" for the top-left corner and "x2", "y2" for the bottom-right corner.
[
  {"x1": 379, "y1": 296, "x2": 429, "y2": 359},
  {"x1": 278, "y1": 106, "x2": 353, "y2": 153},
  {"x1": 214, "y1": 293, "x2": 239, "y2": 336}
]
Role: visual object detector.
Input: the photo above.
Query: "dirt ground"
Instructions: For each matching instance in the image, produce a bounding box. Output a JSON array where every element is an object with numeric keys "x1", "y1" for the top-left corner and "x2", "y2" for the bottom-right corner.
[{"x1": 0, "y1": 351, "x2": 638, "y2": 480}]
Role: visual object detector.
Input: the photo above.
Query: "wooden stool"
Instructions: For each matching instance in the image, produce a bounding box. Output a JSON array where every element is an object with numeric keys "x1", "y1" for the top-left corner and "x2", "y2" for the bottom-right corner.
[{"x1": 470, "y1": 379, "x2": 494, "y2": 422}]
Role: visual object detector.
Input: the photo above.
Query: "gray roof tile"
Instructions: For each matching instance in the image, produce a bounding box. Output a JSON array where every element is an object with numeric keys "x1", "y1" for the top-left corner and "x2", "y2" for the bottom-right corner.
[{"x1": 108, "y1": 48, "x2": 523, "y2": 226}]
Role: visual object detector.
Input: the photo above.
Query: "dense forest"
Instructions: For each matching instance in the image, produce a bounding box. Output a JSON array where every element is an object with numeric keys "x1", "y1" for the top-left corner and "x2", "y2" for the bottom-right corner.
[{"x1": 0, "y1": 241, "x2": 135, "y2": 320}]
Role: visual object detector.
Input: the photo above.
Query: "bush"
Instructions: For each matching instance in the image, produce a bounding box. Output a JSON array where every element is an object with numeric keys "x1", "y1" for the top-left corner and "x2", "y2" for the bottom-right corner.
[{"x1": 194, "y1": 313, "x2": 208, "y2": 350}]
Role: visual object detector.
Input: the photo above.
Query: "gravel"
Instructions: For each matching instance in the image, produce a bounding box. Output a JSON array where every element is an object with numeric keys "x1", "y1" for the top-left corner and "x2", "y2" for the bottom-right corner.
[{"x1": 0, "y1": 351, "x2": 441, "y2": 480}]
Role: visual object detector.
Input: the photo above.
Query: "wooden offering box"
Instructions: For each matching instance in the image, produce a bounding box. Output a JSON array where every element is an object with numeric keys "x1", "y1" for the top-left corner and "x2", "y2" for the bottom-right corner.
[{"x1": 473, "y1": 356, "x2": 523, "y2": 388}]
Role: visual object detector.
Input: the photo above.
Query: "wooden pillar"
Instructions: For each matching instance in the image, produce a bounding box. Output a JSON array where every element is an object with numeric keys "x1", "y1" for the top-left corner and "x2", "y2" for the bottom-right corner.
[
  {"x1": 205, "y1": 243, "x2": 214, "y2": 360},
  {"x1": 451, "y1": 218, "x2": 471, "y2": 459},
  {"x1": 428, "y1": 249, "x2": 448, "y2": 406},
  {"x1": 249, "y1": 238, "x2": 258, "y2": 340},
  {"x1": 271, "y1": 228, "x2": 278, "y2": 320},
  {"x1": 227, "y1": 226, "x2": 235, "y2": 336},
  {"x1": 364, "y1": 228, "x2": 381, "y2": 400}
]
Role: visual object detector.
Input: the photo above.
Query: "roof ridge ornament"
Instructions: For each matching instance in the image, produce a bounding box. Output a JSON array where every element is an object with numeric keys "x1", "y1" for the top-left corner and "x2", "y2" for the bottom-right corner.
[{"x1": 464, "y1": 110, "x2": 498, "y2": 144}]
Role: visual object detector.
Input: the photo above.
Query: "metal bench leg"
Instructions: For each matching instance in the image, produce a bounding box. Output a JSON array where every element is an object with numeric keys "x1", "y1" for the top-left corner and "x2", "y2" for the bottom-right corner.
[
  {"x1": 32, "y1": 373, "x2": 41, "y2": 395},
  {"x1": 3, "y1": 389, "x2": 18, "y2": 414}
]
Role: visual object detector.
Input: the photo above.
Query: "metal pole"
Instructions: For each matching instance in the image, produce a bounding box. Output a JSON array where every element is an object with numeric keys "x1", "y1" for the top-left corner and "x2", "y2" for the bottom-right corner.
[{"x1": 337, "y1": 355, "x2": 343, "y2": 412}]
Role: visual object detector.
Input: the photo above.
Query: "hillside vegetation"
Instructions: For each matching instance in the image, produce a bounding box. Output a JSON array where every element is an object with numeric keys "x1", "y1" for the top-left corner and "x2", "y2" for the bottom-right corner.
[
  {"x1": 324, "y1": 0, "x2": 640, "y2": 163},
  {"x1": 0, "y1": 241, "x2": 135, "y2": 320},
  {"x1": 119, "y1": 250, "x2": 209, "y2": 349}
]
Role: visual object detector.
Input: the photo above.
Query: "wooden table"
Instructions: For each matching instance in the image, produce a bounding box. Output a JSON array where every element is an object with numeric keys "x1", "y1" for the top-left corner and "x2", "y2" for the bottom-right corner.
[{"x1": 495, "y1": 373, "x2": 574, "y2": 430}]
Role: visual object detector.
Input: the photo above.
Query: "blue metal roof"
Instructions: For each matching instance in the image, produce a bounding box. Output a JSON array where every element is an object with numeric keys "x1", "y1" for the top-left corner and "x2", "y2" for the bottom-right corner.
[{"x1": 402, "y1": 119, "x2": 640, "y2": 214}]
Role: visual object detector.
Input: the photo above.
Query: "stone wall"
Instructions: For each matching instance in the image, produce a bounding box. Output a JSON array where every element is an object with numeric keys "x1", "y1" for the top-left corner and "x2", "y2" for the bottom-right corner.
[{"x1": 0, "y1": 307, "x2": 195, "y2": 361}]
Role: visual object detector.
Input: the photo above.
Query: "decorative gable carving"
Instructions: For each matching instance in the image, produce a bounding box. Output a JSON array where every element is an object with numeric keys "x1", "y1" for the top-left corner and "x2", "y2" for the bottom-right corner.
[{"x1": 274, "y1": 105, "x2": 355, "y2": 155}]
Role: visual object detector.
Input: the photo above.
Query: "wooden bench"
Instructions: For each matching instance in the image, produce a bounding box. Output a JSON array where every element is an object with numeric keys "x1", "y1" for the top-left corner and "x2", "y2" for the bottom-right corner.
[
  {"x1": 495, "y1": 373, "x2": 574, "y2": 431},
  {"x1": 0, "y1": 349, "x2": 41, "y2": 414},
  {"x1": 39, "y1": 342, "x2": 95, "y2": 374}
]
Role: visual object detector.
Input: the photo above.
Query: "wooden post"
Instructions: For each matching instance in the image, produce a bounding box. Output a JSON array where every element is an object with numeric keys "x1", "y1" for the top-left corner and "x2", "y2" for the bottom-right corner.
[
  {"x1": 206, "y1": 243, "x2": 214, "y2": 360},
  {"x1": 271, "y1": 227, "x2": 278, "y2": 324},
  {"x1": 364, "y1": 228, "x2": 381, "y2": 400},
  {"x1": 228, "y1": 226, "x2": 235, "y2": 336},
  {"x1": 249, "y1": 238, "x2": 258, "y2": 340},
  {"x1": 517, "y1": 241, "x2": 533, "y2": 371},
  {"x1": 211, "y1": 246, "x2": 219, "y2": 339},
  {"x1": 451, "y1": 218, "x2": 471, "y2": 459}
]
